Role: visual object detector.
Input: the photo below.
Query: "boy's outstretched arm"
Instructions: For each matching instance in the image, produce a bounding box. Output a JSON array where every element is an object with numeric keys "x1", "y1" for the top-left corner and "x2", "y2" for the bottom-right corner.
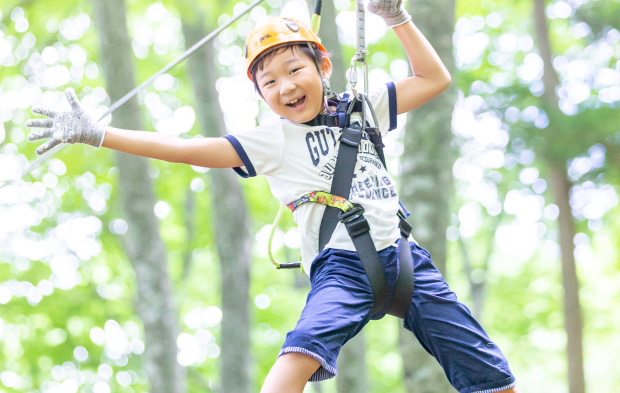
[
  {"x1": 102, "y1": 127, "x2": 242, "y2": 168},
  {"x1": 26, "y1": 88, "x2": 243, "y2": 168},
  {"x1": 368, "y1": 0, "x2": 451, "y2": 115}
]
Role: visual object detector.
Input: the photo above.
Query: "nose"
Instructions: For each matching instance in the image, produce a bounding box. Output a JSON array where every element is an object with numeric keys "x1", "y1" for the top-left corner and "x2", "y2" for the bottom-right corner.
[{"x1": 280, "y1": 77, "x2": 295, "y2": 96}]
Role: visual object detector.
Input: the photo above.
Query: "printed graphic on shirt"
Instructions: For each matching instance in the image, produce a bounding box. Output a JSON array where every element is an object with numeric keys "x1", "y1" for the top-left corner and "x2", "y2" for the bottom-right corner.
[
  {"x1": 307, "y1": 128, "x2": 398, "y2": 202},
  {"x1": 350, "y1": 174, "x2": 398, "y2": 200},
  {"x1": 350, "y1": 135, "x2": 398, "y2": 201},
  {"x1": 305, "y1": 128, "x2": 337, "y2": 166}
]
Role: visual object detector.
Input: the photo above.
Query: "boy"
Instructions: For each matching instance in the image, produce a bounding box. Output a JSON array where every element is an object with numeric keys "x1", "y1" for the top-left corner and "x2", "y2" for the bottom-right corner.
[{"x1": 27, "y1": 1, "x2": 520, "y2": 392}]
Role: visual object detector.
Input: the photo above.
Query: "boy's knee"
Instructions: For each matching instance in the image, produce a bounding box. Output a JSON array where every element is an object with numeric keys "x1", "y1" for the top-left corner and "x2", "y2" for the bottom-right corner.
[
  {"x1": 279, "y1": 351, "x2": 322, "y2": 369},
  {"x1": 261, "y1": 353, "x2": 321, "y2": 393}
]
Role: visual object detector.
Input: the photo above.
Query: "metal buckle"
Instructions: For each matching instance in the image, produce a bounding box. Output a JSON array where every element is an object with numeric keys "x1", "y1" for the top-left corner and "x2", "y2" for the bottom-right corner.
[
  {"x1": 338, "y1": 204, "x2": 364, "y2": 223},
  {"x1": 277, "y1": 262, "x2": 301, "y2": 269},
  {"x1": 398, "y1": 212, "x2": 412, "y2": 238}
]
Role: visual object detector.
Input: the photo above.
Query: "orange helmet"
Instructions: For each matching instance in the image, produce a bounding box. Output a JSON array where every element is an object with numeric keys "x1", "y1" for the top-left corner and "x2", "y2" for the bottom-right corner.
[{"x1": 245, "y1": 16, "x2": 327, "y2": 81}]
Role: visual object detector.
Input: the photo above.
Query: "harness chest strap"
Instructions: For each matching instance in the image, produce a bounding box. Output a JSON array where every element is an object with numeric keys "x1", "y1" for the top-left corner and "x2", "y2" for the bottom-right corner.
[
  {"x1": 303, "y1": 94, "x2": 363, "y2": 128},
  {"x1": 318, "y1": 123, "x2": 364, "y2": 251}
]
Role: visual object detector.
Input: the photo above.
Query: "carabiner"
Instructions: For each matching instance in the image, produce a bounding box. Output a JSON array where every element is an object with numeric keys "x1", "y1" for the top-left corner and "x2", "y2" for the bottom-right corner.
[{"x1": 348, "y1": 54, "x2": 369, "y2": 99}]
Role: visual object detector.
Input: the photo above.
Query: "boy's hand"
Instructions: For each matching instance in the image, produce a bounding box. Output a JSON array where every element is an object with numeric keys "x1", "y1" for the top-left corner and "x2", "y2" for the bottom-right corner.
[
  {"x1": 26, "y1": 88, "x2": 105, "y2": 155},
  {"x1": 368, "y1": 0, "x2": 411, "y2": 27}
]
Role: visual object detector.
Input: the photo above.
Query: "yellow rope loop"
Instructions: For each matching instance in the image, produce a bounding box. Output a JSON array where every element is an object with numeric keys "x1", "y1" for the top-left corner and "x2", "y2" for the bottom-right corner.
[
  {"x1": 267, "y1": 205, "x2": 303, "y2": 270},
  {"x1": 267, "y1": 205, "x2": 286, "y2": 268}
]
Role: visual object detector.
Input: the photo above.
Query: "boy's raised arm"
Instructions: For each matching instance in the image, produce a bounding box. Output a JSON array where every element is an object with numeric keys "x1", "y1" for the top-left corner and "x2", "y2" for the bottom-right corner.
[
  {"x1": 368, "y1": 0, "x2": 451, "y2": 115},
  {"x1": 26, "y1": 88, "x2": 243, "y2": 169}
]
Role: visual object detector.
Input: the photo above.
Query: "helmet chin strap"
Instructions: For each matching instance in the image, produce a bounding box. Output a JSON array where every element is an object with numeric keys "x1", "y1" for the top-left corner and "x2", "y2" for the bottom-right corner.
[
  {"x1": 322, "y1": 78, "x2": 332, "y2": 97},
  {"x1": 306, "y1": 41, "x2": 334, "y2": 113},
  {"x1": 322, "y1": 78, "x2": 333, "y2": 113}
]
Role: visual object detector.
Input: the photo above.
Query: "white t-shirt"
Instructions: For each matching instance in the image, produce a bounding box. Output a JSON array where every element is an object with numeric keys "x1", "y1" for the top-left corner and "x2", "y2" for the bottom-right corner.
[{"x1": 224, "y1": 82, "x2": 401, "y2": 274}]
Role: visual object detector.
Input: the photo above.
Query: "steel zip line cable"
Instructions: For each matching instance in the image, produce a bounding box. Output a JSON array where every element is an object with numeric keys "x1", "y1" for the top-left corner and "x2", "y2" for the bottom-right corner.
[{"x1": 1, "y1": 0, "x2": 266, "y2": 190}]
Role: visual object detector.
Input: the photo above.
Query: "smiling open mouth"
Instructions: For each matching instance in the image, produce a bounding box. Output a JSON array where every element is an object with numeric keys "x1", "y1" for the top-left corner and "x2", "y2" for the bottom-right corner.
[{"x1": 286, "y1": 96, "x2": 306, "y2": 108}]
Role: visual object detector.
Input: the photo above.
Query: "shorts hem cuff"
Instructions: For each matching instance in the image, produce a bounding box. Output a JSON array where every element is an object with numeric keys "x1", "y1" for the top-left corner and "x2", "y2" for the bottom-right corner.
[
  {"x1": 471, "y1": 379, "x2": 516, "y2": 393},
  {"x1": 279, "y1": 346, "x2": 336, "y2": 382}
]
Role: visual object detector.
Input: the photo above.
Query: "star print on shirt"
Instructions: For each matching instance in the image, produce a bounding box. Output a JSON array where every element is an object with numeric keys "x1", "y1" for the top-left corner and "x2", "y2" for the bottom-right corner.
[{"x1": 360, "y1": 166, "x2": 367, "y2": 173}]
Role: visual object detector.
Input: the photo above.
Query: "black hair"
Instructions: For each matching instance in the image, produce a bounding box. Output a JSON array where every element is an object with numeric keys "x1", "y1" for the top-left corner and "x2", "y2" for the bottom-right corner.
[{"x1": 249, "y1": 43, "x2": 329, "y2": 95}]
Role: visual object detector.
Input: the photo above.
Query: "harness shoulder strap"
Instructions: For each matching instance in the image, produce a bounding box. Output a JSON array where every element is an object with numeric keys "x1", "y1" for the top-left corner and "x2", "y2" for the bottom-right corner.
[
  {"x1": 317, "y1": 121, "x2": 388, "y2": 315},
  {"x1": 318, "y1": 122, "x2": 363, "y2": 251}
]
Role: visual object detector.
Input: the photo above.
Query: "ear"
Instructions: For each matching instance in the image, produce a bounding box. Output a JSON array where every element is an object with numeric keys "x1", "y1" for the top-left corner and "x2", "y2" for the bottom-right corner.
[{"x1": 320, "y1": 56, "x2": 332, "y2": 80}]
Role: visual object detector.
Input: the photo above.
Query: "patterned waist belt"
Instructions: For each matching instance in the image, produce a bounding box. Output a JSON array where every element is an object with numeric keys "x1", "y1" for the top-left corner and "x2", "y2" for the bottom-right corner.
[
  {"x1": 287, "y1": 191, "x2": 355, "y2": 213},
  {"x1": 269, "y1": 192, "x2": 355, "y2": 271}
]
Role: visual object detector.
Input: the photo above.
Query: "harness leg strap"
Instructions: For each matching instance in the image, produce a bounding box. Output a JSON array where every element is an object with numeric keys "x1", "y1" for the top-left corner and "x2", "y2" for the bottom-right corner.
[
  {"x1": 342, "y1": 209, "x2": 414, "y2": 318},
  {"x1": 339, "y1": 206, "x2": 388, "y2": 316},
  {"x1": 386, "y1": 235, "x2": 414, "y2": 318}
]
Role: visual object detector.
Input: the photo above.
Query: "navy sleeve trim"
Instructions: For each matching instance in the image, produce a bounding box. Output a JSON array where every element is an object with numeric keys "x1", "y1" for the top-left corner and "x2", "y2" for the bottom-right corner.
[
  {"x1": 387, "y1": 82, "x2": 397, "y2": 131},
  {"x1": 222, "y1": 135, "x2": 256, "y2": 178}
]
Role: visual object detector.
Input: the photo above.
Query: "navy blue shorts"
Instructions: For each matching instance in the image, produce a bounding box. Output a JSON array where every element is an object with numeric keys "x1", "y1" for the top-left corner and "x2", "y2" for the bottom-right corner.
[{"x1": 280, "y1": 240, "x2": 516, "y2": 393}]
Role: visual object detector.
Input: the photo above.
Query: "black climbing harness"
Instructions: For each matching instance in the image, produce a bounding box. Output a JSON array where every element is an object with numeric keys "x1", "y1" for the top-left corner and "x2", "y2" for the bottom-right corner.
[
  {"x1": 292, "y1": 94, "x2": 414, "y2": 319},
  {"x1": 268, "y1": 0, "x2": 415, "y2": 319}
]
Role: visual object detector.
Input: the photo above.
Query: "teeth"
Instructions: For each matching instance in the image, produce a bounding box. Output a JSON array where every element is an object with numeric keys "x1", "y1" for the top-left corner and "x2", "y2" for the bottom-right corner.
[{"x1": 288, "y1": 97, "x2": 302, "y2": 105}]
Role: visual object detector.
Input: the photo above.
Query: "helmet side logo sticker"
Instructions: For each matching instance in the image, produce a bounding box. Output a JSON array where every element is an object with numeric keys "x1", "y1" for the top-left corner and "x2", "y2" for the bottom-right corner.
[
  {"x1": 285, "y1": 19, "x2": 299, "y2": 32},
  {"x1": 259, "y1": 33, "x2": 272, "y2": 43}
]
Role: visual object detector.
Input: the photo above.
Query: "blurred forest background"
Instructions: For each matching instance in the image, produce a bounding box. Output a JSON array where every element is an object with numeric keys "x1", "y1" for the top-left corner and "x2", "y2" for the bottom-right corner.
[{"x1": 1, "y1": 0, "x2": 619, "y2": 392}]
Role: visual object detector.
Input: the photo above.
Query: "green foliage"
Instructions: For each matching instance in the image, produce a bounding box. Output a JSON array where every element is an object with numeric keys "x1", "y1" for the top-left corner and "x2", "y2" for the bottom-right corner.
[
  {"x1": 574, "y1": 0, "x2": 620, "y2": 36},
  {"x1": 1, "y1": 0, "x2": 619, "y2": 392}
]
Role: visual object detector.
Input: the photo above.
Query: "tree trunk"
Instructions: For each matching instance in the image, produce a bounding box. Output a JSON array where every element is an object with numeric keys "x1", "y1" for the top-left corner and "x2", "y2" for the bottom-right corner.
[
  {"x1": 398, "y1": 0, "x2": 457, "y2": 391},
  {"x1": 458, "y1": 237, "x2": 487, "y2": 321},
  {"x1": 336, "y1": 333, "x2": 369, "y2": 393},
  {"x1": 459, "y1": 213, "x2": 500, "y2": 321},
  {"x1": 533, "y1": 1, "x2": 586, "y2": 392},
  {"x1": 549, "y1": 163, "x2": 586, "y2": 393},
  {"x1": 90, "y1": 1, "x2": 184, "y2": 392},
  {"x1": 181, "y1": 13, "x2": 253, "y2": 393},
  {"x1": 307, "y1": 0, "x2": 347, "y2": 92}
]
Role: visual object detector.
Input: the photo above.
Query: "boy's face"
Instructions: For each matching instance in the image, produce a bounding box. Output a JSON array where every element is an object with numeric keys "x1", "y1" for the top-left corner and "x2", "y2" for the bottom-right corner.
[{"x1": 255, "y1": 47, "x2": 331, "y2": 124}]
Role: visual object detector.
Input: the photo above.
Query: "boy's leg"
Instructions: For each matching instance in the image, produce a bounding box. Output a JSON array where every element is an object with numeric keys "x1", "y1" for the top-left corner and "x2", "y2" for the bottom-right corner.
[
  {"x1": 260, "y1": 352, "x2": 321, "y2": 393},
  {"x1": 402, "y1": 241, "x2": 517, "y2": 393},
  {"x1": 278, "y1": 249, "x2": 376, "y2": 383}
]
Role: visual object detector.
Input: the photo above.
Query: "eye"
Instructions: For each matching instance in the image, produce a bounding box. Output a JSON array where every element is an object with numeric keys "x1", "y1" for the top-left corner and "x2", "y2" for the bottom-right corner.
[
  {"x1": 263, "y1": 79, "x2": 275, "y2": 88},
  {"x1": 290, "y1": 67, "x2": 302, "y2": 75}
]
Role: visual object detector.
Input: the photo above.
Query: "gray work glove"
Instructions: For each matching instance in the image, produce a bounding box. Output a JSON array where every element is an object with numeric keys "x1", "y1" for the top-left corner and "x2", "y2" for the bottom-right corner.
[
  {"x1": 26, "y1": 88, "x2": 105, "y2": 155},
  {"x1": 367, "y1": 0, "x2": 412, "y2": 27}
]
